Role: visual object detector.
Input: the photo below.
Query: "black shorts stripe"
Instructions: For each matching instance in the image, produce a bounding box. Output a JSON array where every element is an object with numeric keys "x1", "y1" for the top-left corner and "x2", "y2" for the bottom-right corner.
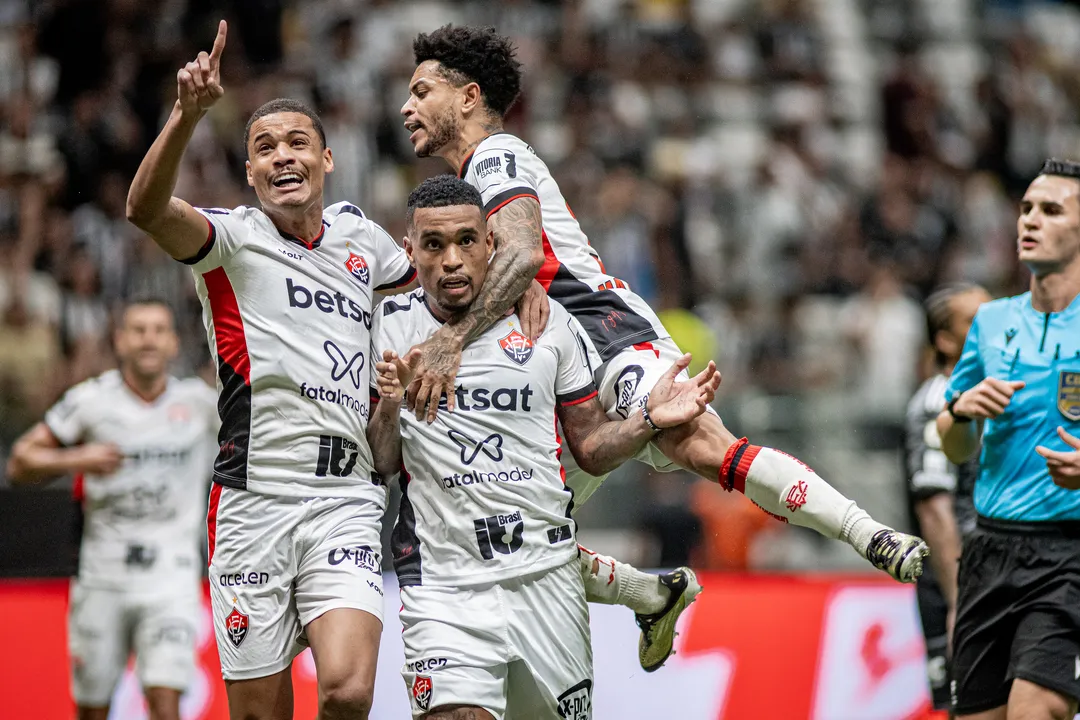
[
  {"x1": 548, "y1": 267, "x2": 659, "y2": 362},
  {"x1": 392, "y1": 467, "x2": 423, "y2": 586}
]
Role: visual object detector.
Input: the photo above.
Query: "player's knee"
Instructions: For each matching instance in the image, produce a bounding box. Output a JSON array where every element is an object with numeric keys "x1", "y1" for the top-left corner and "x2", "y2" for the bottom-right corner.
[
  {"x1": 318, "y1": 674, "x2": 374, "y2": 719},
  {"x1": 145, "y1": 688, "x2": 182, "y2": 720}
]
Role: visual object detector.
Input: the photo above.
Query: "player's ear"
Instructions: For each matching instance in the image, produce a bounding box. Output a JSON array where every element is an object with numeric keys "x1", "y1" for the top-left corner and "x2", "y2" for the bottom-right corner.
[
  {"x1": 245, "y1": 160, "x2": 254, "y2": 188},
  {"x1": 460, "y1": 82, "x2": 483, "y2": 116},
  {"x1": 403, "y1": 235, "x2": 416, "y2": 266},
  {"x1": 485, "y1": 227, "x2": 495, "y2": 255},
  {"x1": 323, "y1": 147, "x2": 334, "y2": 174}
]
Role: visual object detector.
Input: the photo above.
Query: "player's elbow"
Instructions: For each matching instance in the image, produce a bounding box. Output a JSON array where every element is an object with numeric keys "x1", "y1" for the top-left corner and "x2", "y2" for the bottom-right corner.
[
  {"x1": 5, "y1": 446, "x2": 33, "y2": 484},
  {"x1": 125, "y1": 197, "x2": 153, "y2": 231},
  {"x1": 525, "y1": 245, "x2": 545, "y2": 275}
]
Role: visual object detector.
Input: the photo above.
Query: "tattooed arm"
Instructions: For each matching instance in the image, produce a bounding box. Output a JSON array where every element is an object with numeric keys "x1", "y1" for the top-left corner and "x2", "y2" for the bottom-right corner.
[
  {"x1": 559, "y1": 355, "x2": 721, "y2": 476},
  {"x1": 406, "y1": 196, "x2": 545, "y2": 422}
]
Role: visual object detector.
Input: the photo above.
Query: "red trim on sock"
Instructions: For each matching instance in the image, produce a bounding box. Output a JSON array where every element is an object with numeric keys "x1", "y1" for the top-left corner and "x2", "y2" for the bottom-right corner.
[
  {"x1": 734, "y1": 444, "x2": 762, "y2": 494},
  {"x1": 719, "y1": 437, "x2": 747, "y2": 491}
]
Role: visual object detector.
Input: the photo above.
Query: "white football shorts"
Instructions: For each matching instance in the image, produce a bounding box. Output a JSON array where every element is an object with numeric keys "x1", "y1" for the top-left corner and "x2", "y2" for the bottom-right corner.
[
  {"x1": 399, "y1": 558, "x2": 593, "y2": 720},
  {"x1": 563, "y1": 335, "x2": 719, "y2": 506},
  {"x1": 207, "y1": 485, "x2": 386, "y2": 680},
  {"x1": 68, "y1": 580, "x2": 199, "y2": 706}
]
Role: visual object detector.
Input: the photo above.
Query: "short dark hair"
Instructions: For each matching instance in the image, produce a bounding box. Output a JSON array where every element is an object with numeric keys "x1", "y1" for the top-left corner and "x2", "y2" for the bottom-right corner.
[
  {"x1": 413, "y1": 25, "x2": 522, "y2": 117},
  {"x1": 406, "y1": 174, "x2": 484, "y2": 228},
  {"x1": 1039, "y1": 158, "x2": 1080, "y2": 180},
  {"x1": 244, "y1": 98, "x2": 326, "y2": 150},
  {"x1": 121, "y1": 296, "x2": 175, "y2": 326},
  {"x1": 924, "y1": 282, "x2": 982, "y2": 364}
]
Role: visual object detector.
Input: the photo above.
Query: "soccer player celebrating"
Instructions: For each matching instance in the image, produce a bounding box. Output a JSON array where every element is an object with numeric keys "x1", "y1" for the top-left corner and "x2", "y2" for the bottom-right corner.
[
  {"x1": 368, "y1": 175, "x2": 721, "y2": 719},
  {"x1": 124, "y1": 21, "x2": 424, "y2": 720},
  {"x1": 904, "y1": 283, "x2": 989, "y2": 712},
  {"x1": 7, "y1": 299, "x2": 218, "y2": 720},
  {"x1": 399, "y1": 24, "x2": 927, "y2": 670},
  {"x1": 938, "y1": 159, "x2": 1080, "y2": 720}
]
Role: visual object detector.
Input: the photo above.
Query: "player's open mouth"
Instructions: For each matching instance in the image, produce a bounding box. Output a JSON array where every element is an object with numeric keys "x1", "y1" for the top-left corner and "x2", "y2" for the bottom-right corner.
[
  {"x1": 440, "y1": 276, "x2": 469, "y2": 294},
  {"x1": 1019, "y1": 234, "x2": 1039, "y2": 249},
  {"x1": 405, "y1": 120, "x2": 424, "y2": 142},
  {"x1": 272, "y1": 172, "x2": 304, "y2": 189}
]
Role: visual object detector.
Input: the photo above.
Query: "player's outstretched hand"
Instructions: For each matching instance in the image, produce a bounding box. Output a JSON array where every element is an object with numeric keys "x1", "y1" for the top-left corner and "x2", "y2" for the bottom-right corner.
[
  {"x1": 177, "y1": 19, "x2": 227, "y2": 116},
  {"x1": 951, "y1": 378, "x2": 1025, "y2": 420},
  {"x1": 376, "y1": 349, "x2": 420, "y2": 405},
  {"x1": 516, "y1": 280, "x2": 550, "y2": 341},
  {"x1": 1036, "y1": 426, "x2": 1080, "y2": 490},
  {"x1": 405, "y1": 335, "x2": 462, "y2": 423},
  {"x1": 76, "y1": 443, "x2": 124, "y2": 475},
  {"x1": 645, "y1": 354, "x2": 722, "y2": 429}
]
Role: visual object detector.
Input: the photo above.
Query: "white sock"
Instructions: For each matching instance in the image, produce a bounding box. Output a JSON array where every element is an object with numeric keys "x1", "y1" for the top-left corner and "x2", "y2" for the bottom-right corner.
[
  {"x1": 720, "y1": 439, "x2": 889, "y2": 555},
  {"x1": 577, "y1": 546, "x2": 670, "y2": 615}
]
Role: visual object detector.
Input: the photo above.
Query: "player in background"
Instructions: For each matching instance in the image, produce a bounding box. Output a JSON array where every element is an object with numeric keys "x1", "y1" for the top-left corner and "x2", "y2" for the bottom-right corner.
[
  {"x1": 368, "y1": 175, "x2": 721, "y2": 719},
  {"x1": 124, "y1": 22, "x2": 546, "y2": 719},
  {"x1": 398, "y1": 24, "x2": 928, "y2": 671},
  {"x1": 904, "y1": 283, "x2": 988, "y2": 714},
  {"x1": 7, "y1": 298, "x2": 218, "y2": 720},
  {"x1": 938, "y1": 159, "x2": 1080, "y2": 720}
]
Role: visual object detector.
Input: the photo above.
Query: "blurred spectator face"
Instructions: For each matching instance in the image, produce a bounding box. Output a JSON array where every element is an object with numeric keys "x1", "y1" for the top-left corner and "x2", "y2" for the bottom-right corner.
[
  {"x1": 402, "y1": 61, "x2": 464, "y2": 159},
  {"x1": 245, "y1": 113, "x2": 333, "y2": 214},
  {"x1": 936, "y1": 288, "x2": 991, "y2": 361},
  {"x1": 1017, "y1": 175, "x2": 1080, "y2": 276},
  {"x1": 114, "y1": 303, "x2": 177, "y2": 380},
  {"x1": 405, "y1": 205, "x2": 492, "y2": 316}
]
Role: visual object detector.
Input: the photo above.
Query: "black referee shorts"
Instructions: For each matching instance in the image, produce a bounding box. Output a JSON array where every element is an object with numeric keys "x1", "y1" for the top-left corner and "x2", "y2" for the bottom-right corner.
[{"x1": 951, "y1": 516, "x2": 1080, "y2": 715}]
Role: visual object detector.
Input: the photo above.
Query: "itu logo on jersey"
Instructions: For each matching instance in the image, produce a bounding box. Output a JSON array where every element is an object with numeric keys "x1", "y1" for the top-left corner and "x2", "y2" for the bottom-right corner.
[
  {"x1": 499, "y1": 329, "x2": 533, "y2": 365},
  {"x1": 224, "y1": 606, "x2": 249, "y2": 648},
  {"x1": 344, "y1": 252, "x2": 370, "y2": 285}
]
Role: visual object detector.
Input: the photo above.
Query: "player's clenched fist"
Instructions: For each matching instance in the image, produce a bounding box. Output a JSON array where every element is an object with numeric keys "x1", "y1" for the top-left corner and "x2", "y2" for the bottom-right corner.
[
  {"x1": 177, "y1": 20, "x2": 227, "y2": 115},
  {"x1": 950, "y1": 377, "x2": 1026, "y2": 420}
]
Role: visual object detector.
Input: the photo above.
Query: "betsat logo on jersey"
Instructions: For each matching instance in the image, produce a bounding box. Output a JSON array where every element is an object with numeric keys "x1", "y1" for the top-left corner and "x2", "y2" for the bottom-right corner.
[{"x1": 286, "y1": 277, "x2": 373, "y2": 329}]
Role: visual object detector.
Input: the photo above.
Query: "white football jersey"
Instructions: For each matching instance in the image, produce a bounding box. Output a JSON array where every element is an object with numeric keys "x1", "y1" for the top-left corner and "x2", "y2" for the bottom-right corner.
[
  {"x1": 186, "y1": 202, "x2": 415, "y2": 500},
  {"x1": 460, "y1": 133, "x2": 670, "y2": 363},
  {"x1": 44, "y1": 371, "x2": 218, "y2": 591},
  {"x1": 373, "y1": 294, "x2": 594, "y2": 587}
]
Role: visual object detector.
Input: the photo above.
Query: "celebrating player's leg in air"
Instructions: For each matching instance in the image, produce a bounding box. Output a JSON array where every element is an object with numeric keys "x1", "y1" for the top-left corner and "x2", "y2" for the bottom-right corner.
[
  {"x1": 368, "y1": 175, "x2": 720, "y2": 718},
  {"x1": 398, "y1": 24, "x2": 928, "y2": 671}
]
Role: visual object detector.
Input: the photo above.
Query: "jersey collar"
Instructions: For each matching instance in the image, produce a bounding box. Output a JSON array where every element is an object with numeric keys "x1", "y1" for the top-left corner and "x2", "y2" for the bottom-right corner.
[
  {"x1": 278, "y1": 219, "x2": 329, "y2": 250},
  {"x1": 457, "y1": 132, "x2": 509, "y2": 178}
]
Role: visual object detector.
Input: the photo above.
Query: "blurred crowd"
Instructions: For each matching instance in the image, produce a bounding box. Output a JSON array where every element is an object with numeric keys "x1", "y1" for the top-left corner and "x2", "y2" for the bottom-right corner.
[{"x1": 3, "y1": 0, "x2": 1079, "y2": 570}]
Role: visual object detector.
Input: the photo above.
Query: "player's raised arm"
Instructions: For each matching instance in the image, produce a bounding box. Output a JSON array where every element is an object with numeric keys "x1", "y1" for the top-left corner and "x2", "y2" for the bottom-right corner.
[
  {"x1": 367, "y1": 349, "x2": 418, "y2": 479},
  {"x1": 126, "y1": 20, "x2": 227, "y2": 260},
  {"x1": 559, "y1": 355, "x2": 721, "y2": 476},
  {"x1": 6, "y1": 422, "x2": 122, "y2": 485}
]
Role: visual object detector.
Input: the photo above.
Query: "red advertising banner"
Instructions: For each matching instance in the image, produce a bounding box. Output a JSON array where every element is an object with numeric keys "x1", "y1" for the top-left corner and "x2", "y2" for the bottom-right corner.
[{"x1": 0, "y1": 574, "x2": 940, "y2": 719}]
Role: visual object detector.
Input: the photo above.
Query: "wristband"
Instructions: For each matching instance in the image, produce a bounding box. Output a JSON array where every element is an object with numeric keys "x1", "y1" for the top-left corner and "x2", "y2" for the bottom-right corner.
[
  {"x1": 639, "y1": 393, "x2": 661, "y2": 433},
  {"x1": 947, "y1": 394, "x2": 973, "y2": 423}
]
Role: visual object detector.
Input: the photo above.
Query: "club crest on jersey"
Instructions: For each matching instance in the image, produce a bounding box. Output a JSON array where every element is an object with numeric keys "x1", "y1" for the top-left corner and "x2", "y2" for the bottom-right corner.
[
  {"x1": 345, "y1": 252, "x2": 370, "y2": 285},
  {"x1": 412, "y1": 675, "x2": 433, "y2": 711},
  {"x1": 1059, "y1": 371, "x2": 1080, "y2": 421},
  {"x1": 499, "y1": 330, "x2": 533, "y2": 365},
  {"x1": 224, "y1": 607, "x2": 249, "y2": 648}
]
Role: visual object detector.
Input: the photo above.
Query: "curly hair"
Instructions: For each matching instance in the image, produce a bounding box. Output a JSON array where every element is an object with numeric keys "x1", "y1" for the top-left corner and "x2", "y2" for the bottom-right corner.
[
  {"x1": 413, "y1": 25, "x2": 522, "y2": 117},
  {"x1": 244, "y1": 98, "x2": 326, "y2": 150},
  {"x1": 406, "y1": 174, "x2": 484, "y2": 228}
]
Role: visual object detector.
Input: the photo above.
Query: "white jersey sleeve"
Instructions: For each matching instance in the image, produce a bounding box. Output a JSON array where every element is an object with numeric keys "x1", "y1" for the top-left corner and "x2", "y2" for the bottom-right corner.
[
  {"x1": 465, "y1": 140, "x2": 540, "y2": 218},
  {"x1": 552, "y1": 314, "x2": 597, "y2": 404},
  {"x1": 185, "y1": 206, "x2": 255, "y2": 272},
  {"x1": 43, "y1": 377, "x2": 97, "y2": 446},
  {"x1": 371, "y1": 225, "x2": 417, "y2": 292}
]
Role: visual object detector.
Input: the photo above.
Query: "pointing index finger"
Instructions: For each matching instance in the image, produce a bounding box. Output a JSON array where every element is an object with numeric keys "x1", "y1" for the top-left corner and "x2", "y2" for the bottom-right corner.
[{"x1": 209, "y1": 20, "x2": 227, "y2": 68}]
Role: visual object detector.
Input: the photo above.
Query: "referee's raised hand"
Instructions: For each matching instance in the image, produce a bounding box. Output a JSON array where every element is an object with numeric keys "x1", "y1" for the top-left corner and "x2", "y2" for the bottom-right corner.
[
  {"x1": 177, "y1": 20, "x2": 226, "y2": 115},
  {"x1": 951, "y1": 377, "x2": 1026, "y2": 419}
]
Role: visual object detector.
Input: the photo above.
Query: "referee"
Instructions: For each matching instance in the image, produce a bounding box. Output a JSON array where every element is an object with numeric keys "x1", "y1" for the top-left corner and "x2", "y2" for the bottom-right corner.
[
  {"x1": 938, "y1": 158, "x2": 1080, "y2": 720},
  {"x1": 905, "y1": 283, "x2": 988, "y2": 712}
]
